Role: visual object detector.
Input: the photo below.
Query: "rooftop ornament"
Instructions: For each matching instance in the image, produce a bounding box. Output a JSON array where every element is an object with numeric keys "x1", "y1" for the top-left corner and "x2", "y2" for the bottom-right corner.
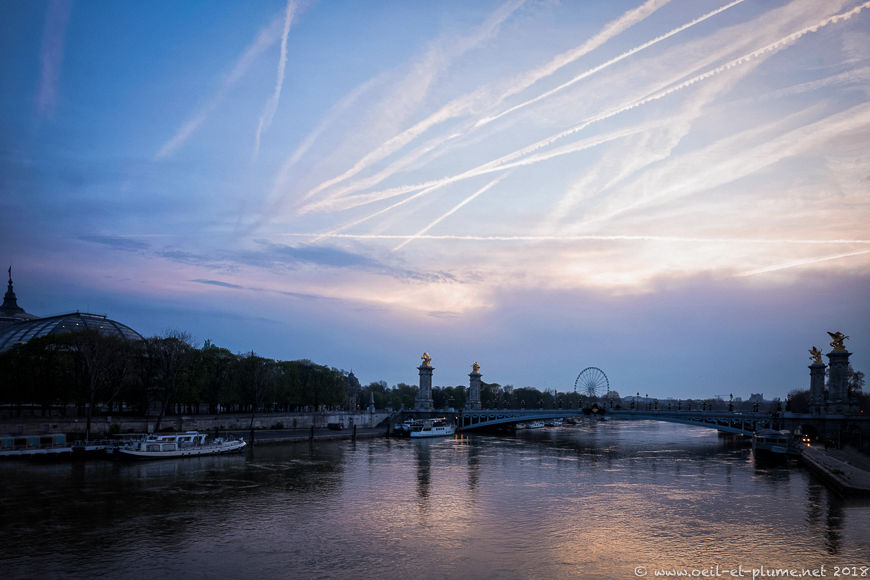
[{"x1": 827, "y1": 331, "x2": 849, "y2": 352}]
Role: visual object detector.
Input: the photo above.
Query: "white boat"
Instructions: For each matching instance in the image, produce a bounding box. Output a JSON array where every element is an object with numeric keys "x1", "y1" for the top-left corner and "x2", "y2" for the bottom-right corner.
[
  {"x1": 526, "y1": 421, "x2": 545, "y2": 429},
  {"x1": 111, "y1": 431, "x2": 246, "y2": 459},
  {"x1": 409, "y1": 418, "x2": 456, "y2": 438},
  {"x1": 394, "y1": 418, "x2": 424, "y2": 436},
  {"x1": 752, "y1": 429, "x2": 791, "y2": 458},
  {"x1": 544, "y1": 418, "x2": 563, "y2": 427}
]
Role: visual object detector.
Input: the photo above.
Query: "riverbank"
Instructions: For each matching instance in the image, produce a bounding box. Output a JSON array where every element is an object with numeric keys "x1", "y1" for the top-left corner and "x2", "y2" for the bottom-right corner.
[
  {"x1": 799, "y1": 444, "x2": 870, "y2": 495},
  {"x1": 226, "y1": 426, "x2": 387, "y2": 445},
  {"x1": 0, "y1": 410, "x2": 393, "y2": 437}
]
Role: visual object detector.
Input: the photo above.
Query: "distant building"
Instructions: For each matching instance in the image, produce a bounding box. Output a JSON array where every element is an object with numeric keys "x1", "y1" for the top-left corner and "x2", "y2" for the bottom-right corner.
[
  {"x1": 748, "y1": 393, "x2": 764, "y2": 403},
  {"x1": 0, "y1": 268, "x2": 143, "y2": 352},
  {"x1": 345, "y1": 371, "x2": 361, "y2": 410}
]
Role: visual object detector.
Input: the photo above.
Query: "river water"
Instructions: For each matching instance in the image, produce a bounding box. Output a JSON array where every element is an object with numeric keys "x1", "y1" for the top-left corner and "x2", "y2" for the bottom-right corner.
[{"x1": 2, "y1": 420, "x2": 869, "y2": 579}]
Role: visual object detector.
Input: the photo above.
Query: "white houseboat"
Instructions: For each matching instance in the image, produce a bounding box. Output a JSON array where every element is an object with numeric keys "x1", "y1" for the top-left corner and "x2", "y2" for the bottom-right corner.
[
  {"x1": 409, "y1": 418, "x2": 456, "y2": 438},
  {"x1": 110, "y1": 431, "x2": 246, "y2": 459}
]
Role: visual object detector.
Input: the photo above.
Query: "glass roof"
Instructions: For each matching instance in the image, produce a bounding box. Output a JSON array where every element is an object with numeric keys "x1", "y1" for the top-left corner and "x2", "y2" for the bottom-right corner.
[{"x1": 0, "y1": 312, "x2": 144, "y2": 352}]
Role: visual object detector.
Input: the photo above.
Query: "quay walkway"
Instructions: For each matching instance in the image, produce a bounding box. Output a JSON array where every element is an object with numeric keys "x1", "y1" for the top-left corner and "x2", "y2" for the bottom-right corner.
[{"x1": 800, "y1": 444, "x2": 870, "y2": 495}]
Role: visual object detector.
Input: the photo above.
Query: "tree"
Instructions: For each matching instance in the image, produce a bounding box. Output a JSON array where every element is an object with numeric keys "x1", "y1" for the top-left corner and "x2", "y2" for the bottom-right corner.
[
  {"x1": 512, "y1": 387, "x2": 539, "y2": 410},
  {"x1": 196, "y1": 340, "x2": 237, "y2": 413},
  {"x1": 787, "y1": 389, "x2": 810, "y2": 413},
  {"x1": 390, "y1": 383, "x2": 416, "y2": 410},
  {"x1": 240, "y1": 352, "x2": 277, "y2": 430},
  {"x1": 65, "y1": 330, "x2": 136, "y2": 439},
  {"x1": 148, "y1": 331, "x2": 195, "y2": 432},
  {"x1": 848, "y1": 369, "x2": 865, "y2": 397}
]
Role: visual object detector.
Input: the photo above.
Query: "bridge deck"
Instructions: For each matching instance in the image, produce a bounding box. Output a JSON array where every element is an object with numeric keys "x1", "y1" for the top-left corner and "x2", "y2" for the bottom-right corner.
[{"x1": 392, "y1": 409, "x2": 865, "y2": 435}]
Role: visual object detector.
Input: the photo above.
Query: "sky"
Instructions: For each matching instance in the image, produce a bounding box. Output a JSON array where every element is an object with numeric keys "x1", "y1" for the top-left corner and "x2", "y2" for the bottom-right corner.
[{"x1": 2, "y1": 0, "x2": 869, "y2": 401}]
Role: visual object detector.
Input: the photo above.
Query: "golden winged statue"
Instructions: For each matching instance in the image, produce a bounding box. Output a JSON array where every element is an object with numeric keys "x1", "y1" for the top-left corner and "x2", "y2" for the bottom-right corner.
[
  {"x1": 421, "y1": 352, "x2": 432, "y2": 367},
  {"x1": 827, "y1": 331, "x2": 849, "y2": 352},
  {"x1": 809, "y1": 346, "x2": 822, "y2": 364},
  {"x1": 472, "y1": 361, "x2": 480, "y2": 374}
]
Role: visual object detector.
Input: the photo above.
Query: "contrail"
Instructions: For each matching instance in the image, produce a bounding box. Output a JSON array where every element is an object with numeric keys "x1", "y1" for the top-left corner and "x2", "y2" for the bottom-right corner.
[
  {"x1": 393, "y1": 174, "x2": 508, "y2": 251},
  {"x1": 156, "y1": 13, "x2": 285, "y2": 160},
  {"x1": 253, "y1": 0, "x2": 298, "y2": 163},
  {"x1": 36, "y1": 0, "x2": 72, "y2": 118},
  {"x1": 305, "y1": 115, "x2": 667, "y2": 215},
  {"x1": 298, "y1": 0, "x2": 665, "y2": 209},
  {"x1": 310, "y1": 121, "x2": 660, "y2": 241},
  {"x1": 475, "y1": 0, "x2": 748, "y2": 128},
  {"x1": 250, "y1": 73, "x2": 388, "y2": 234},
  {"x1": 494, "y1": 0, "x2": 670, "y2": 108},
  {"x1": 297, "y1": 0, "x2": 525, "y2": 205},
  {"x1": 738, "y1": 249, "x2": 870, "y2": 277},
  {"x1": 282, "y1": 232, "x2": 870, "y2": 245},
  {"x1": 573, "y1": 101, "x2": 869, "y2": 230},
  {"x1": 314, "y1": 0, "x2": 870, "y2": 231}
]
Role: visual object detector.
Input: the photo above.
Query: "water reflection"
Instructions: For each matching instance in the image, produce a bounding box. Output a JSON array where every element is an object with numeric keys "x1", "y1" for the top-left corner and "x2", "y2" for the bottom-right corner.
[
  {"x1": 2, "y1": 421, "x2": 869, "y2": 579},
  {"x1": 414, "y1": 440, "x2": 431, "y2": 501}
]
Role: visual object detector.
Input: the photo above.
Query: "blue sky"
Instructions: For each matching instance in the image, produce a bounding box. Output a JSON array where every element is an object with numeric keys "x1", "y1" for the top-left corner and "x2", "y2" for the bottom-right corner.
[{"x1": 2, "y1": 0, "x2": 869, "y2": 400}]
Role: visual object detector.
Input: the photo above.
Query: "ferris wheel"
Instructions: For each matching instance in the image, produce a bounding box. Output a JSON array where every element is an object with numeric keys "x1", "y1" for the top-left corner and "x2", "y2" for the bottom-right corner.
[{"x1": 573, "y1": 367, "x2": 610, "y2": 398}]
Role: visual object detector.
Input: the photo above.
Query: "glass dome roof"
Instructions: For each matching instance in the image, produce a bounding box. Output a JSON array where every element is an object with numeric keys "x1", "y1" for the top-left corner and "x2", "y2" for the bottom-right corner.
[{"x1": 0, "y1": 312, "x2": 144, "y2": 352}]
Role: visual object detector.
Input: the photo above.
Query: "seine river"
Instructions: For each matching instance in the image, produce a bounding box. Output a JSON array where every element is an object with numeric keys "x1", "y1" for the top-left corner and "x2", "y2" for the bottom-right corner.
[{"x1": 2, "y1": 420, "x2": 869, "y2": 579}]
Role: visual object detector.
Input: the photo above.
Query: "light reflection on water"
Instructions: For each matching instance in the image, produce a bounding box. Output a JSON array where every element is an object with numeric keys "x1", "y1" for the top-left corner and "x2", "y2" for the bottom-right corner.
[{"x1": 1, "y1": 420, "x2": 868, "y2": 579}]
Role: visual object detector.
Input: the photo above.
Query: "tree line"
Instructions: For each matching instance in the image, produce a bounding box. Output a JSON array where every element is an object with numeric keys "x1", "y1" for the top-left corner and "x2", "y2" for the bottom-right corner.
[{"x1": 0, "y1": 330, "x2": 347, "y2": 435}]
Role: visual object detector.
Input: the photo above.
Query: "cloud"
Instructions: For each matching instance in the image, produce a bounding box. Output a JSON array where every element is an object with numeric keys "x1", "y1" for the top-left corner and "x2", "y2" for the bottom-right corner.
[
  {"x1": 260, "y1": 243, "x2": 383, "y2": 269},
  {"x1": 192, "y1": 279, "x2": 245, "y2": 289},
  {"x1": 79, "y1": 234, "x2": 150, "y2": 251},
  {"x1": 36, "y1": 0, "x2": 72, "y2": 118}
]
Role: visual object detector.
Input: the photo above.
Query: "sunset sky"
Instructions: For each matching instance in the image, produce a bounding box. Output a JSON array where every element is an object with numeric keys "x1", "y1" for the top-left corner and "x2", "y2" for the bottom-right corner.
[{"x1": 2, "y1": 0, "x2": 869, "y2": 400}]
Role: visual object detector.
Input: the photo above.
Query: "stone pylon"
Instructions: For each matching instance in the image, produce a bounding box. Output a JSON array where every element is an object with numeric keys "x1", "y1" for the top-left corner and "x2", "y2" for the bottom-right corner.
[
  {"x1": 415, "y1": 353, "x2": 434, "y2": 410},
  {"x1": 826, "y1": 348, "x2": 853, "y2": 415},
  {"x1": 809, "y1": 360, "x2": 826, "y2": 416},
  {"x1": 466, "y1": 362, "x2": 482, "y2": 410}
]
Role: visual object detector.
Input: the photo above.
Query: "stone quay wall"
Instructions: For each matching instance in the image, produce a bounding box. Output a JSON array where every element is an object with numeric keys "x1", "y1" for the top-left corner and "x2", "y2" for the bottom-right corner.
[{"x1": 0, "y1": 411, "x2": 393, "y2": 437}]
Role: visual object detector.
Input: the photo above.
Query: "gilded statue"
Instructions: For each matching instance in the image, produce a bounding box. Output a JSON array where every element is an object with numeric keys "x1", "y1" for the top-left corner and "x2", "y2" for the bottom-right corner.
[
  {"x1": 421, "y1": 352, "x2": 432, "y2": 367},
  {"x1": 827, "y1": 331, "x2": 849, "y2": 352},
  {"x1": 809, "y1": 346, "x2": 822, "y2": 365},
  {"x1": 472, "y1": 361, "x2": 480, "y2": 374}
]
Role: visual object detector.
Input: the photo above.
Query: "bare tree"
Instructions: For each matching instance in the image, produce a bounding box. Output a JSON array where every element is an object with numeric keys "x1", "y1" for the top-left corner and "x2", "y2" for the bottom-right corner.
[{"x1": 149, "y1": 331, "x2": 194, "y2": 432}]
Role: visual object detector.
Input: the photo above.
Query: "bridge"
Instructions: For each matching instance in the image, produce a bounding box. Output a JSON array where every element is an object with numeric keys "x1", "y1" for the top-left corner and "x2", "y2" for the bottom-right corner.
[
  {"x1": 454, "y1": 408, "x2": 786, "y2": 435},
  {"x1": 393, "y1": 408, "x2": 868, "y2": 437}
]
